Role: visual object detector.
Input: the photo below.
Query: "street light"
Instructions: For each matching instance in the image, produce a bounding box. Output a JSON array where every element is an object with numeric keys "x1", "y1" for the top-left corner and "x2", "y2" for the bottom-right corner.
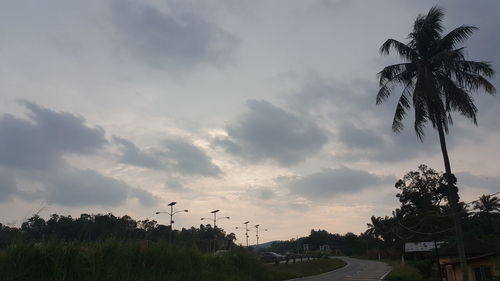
[
  {"x1": 200, "y1": 210, "x2": 230, "y2": 228},
  {"x1": 236, "y1": 221, "x2": 250, "y2": 247},
  {"x1": 200, "y1": 210, "x2": 230, "y2": 252},
  {"x1": 253, "y1": 224, "x2": 268, "y2": 250},
  {"x1": 155, "y1": 201, "x2": 188, "y2": 242}
]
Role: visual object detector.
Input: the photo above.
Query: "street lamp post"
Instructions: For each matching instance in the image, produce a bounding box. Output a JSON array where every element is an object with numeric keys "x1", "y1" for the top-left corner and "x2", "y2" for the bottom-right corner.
[
  {"x1": 155, "y1": 201, "x2": 188, "y2": 243},
  {"x1": 200, "y1": 210, "x2": 230, "y2": 252},
  {"x1": 238, "y1": 221, "x2": 249, "y2": 247},
  {"x1": 254, "y1": 224, "x2": 268, "y2": 250}
]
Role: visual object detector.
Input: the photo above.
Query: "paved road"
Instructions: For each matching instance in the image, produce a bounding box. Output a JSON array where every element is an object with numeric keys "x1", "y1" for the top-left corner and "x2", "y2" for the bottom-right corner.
[{"x1": 286, "y1": 256, "x2": 391, "y2": 281}]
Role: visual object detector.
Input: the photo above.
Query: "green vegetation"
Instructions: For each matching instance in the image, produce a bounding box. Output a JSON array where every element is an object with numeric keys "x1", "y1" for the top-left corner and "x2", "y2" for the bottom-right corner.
[
  {"x1": 0, "y1": 241, "x2": 345, "y2": 281},
  {"x1": 0, "y1": 241, "x2": 266, "y2": 281},
  {"x1": 264, "y1": 258, "x2": 346, "y2": 281}
]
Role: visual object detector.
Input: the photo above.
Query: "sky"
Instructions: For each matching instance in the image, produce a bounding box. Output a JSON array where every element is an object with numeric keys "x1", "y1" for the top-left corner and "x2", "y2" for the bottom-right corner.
[{"x1": 0, "y1": 0, "x2": 499, "y2": 244}]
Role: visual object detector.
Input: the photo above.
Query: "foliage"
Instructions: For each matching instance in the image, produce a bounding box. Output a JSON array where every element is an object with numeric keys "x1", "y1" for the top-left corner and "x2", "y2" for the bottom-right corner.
[
  {"x1": 268, "y1": 229, "x2": 367, "y2": 257},
  {"x1": 0, "y1": 241, "x2": 267, "y2": 281},
  {"x1": 0, "y1": 213, "x2": 236, "y2": 252}
]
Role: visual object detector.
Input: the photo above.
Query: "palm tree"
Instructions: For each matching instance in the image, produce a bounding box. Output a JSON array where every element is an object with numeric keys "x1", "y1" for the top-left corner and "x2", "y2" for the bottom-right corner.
[
  {"x1": 473, "y1": 194, "x2": 500, "y2": 214},
  {"x1": 376, "y1": 6, "x2": 495, "y2": 281},
  {"x1": 365, "y1": 216, "x2": 382, "y2": 239}
]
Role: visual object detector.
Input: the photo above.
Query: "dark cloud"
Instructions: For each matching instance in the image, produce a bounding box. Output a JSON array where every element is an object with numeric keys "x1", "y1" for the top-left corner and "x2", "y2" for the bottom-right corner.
[
  {"x1": 164, "y1": 139, "x2": 222, "y2": 177},
  {"x1": 114, "y1": 136, "x2": 222, "y2": 177},
  {"x1": 216, "y1": 100, "x2": 328, "y2": 166},
  {"x1": 286, "y1": 167, "x2": 395, "y2": 200},
  {"x1": 287, "y1": 76, "x2": 471, "y2": 163},
  {"x1": 109, "y1": 0, "x2": 238, "y2": 69},
  {"x1": 114, "y1": 137, "x2": 163, "y2": 169},
  {"x1": 131, "y1": 188, "x2": 159, "y2": 206},
  {"x1": 0, "y1": 101, "x2": 107, "y2": 170},
  {"x1": 456, "y1": 172, "x2": 500, "y2": 194},
  {"x1": 43, "y1": 168, "x2": 130, "y2": 206},
  {"x1": 0, "y1": 102, "x2": 157, "y2": 207},
  {"x1": 337, "y1": 122, "x2": 384, "y2": 149}
]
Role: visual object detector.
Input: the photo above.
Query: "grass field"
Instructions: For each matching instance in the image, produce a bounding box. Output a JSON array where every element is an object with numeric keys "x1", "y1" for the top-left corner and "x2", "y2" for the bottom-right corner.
[{"x1": 0, "y1": 241, "x2": 346, "y2": 281}]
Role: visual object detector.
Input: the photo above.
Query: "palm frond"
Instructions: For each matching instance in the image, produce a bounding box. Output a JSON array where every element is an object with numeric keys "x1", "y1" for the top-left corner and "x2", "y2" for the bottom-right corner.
[
  {"x1": 438, "y1": 75, "x2": 478, "y2": 124},
  {"x1": 377, "y1": 64, "x2": 415, "y2": 104},
  {"x1": 380, "y1": 39, "x2": 417, "y2": 61},
  {"x1": 450, "y1": 69, "x2": 496, "y2": 94},
  {"x1": 391, "y1": 81, "x2": 414, "y2": 133},
  {"x1": 439, "y1": 25, "x2": 478, "y2": 49},
  {"x1": 449, "y1": 60, "x2": 495, "y2": 78},
  {"x1": 431, "y1": 48, "x2": 465, "y2": 67},
  {"x1": 412, "y1": 79, "x2": 428, "y2": 140}
]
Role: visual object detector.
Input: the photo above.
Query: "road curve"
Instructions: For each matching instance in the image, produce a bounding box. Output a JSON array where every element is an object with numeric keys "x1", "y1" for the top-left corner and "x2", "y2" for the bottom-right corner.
[{"x1": 286, "y1": 256, "x2": 391, "y2": 281}]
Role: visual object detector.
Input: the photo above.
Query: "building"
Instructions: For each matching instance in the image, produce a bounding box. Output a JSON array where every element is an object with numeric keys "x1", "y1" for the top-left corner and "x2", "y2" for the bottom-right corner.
[{"x1": 438, "y1": 239, "x2": 500, "y2": 281}]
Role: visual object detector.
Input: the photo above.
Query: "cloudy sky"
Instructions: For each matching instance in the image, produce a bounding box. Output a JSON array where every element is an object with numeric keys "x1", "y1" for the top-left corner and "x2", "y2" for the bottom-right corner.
[{"x1": 1, "y1": 0, "x2": 499, "y2": 243}]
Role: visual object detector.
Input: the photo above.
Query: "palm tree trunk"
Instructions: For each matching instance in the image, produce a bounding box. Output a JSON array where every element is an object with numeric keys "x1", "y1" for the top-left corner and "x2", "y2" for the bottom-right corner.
[{"x1": 436, "y1": 120, "x2": 469, "y2": 281}]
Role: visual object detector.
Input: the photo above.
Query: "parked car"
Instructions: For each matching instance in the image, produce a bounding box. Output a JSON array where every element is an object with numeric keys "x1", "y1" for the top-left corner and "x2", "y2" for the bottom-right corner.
[{"x1": 260, "y1": 252, "x2": 285, "y2": 263}]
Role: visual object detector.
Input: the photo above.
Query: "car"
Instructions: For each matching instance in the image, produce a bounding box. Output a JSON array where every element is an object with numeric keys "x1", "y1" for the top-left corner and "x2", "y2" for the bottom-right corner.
[{"x1": 260, "y1": 252, "x2": 285, "y2": 263}]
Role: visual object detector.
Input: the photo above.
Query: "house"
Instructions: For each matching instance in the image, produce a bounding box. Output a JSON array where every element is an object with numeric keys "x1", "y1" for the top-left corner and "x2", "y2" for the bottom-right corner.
[
  {"x1": 319, "y1": 244, "x2": 330, "y2": 252},
  {"x1": 438, "y1": 239, "x2": 500, "y2": 281}
]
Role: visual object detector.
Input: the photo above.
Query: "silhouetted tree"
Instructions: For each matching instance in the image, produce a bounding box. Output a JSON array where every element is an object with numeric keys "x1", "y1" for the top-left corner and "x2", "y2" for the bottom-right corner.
[{"x1": 473, "y1": 194, "x2": 500, "y2": 214}]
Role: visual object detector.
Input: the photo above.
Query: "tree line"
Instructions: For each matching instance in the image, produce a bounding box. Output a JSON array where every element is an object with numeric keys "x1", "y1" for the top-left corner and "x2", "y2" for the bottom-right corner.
[
  {"x1": 0, "y1": 213, "x2": 236, "y2": 252},
  {"x1": 267, "y1": 165, "x2": 499, "y2": 263}
]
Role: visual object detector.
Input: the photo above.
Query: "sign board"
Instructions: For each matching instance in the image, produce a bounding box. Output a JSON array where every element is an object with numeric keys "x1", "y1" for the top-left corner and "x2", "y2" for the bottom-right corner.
[{"x1": 405, "y1": 241, "x2": 446, "y2": 252}]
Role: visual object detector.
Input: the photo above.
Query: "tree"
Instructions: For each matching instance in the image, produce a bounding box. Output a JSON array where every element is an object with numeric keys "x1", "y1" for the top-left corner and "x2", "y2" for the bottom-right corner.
[
  {"x1": 376, "y1": 7, "x2": 495, "y2": 281},
  {"x1": 473, "y1": 194, "x2": 500, "y2": 214}
]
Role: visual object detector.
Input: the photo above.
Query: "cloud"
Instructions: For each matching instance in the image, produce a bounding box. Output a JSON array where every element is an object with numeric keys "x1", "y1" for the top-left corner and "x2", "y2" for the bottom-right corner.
[
  {"x1": 337, "y1": 122, "x2": 384, "y2": 149},
  {"x1": 165, "y1": 179, "x2": 190, "y2": 192},
  {"x1": 43, "y1": 168, "x2": 130, "y2": 206},
  {"x1": 244, "y1": 186, "x2": 277, "y2": 201},
  {"x1": 0, "y1": 168, "x2": 17, "y2": 202},
  {"x1": 286, "y1": 76, "x2": 448, "y2": 163},
  {"x1": 114, "y1": 135, "x2": 222, "y2": 177},
  {"x1": 109, "y1": 0, "x2": 238, "y2": 69},
  {"x1": 286, "y1": 167, "x2": 395, "y2": 200},
  {"x1": 114, "y1": 137, "x2": 163, "y2": 169},
  {"x1": 0, "y1": 102, "x2": 157, "y2": 207},
  {"x1": 216, "y1": 100, "x2": 328, "y2": 166},
  {"x1": 456, "y1": 172, "x2": 500, "y2": 193},
  {"x1": 131, "y1": 188, "x2": 159, "y2": 206},
  {"x1": 163, "y1": 138, "x2": 222, "y2": 177},
  {"x1": 0, "y1": 101, "x2": 107, "y2": 170}
]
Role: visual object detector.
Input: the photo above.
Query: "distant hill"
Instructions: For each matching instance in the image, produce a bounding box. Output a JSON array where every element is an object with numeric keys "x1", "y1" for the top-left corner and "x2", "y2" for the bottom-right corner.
[{"x1": 251, "y1": 240, "x2": 280, "y2": 249}]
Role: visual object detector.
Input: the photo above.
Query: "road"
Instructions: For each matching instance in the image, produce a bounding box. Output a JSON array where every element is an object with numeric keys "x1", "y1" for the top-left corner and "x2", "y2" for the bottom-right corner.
[{"x1": 286, "y1": 256, "x2": 391, "y2": 281}]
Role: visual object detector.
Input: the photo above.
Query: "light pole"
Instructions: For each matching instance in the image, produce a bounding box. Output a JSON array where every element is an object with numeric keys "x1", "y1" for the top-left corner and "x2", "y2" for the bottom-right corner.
[
  {"x1": 200, "y1": 210, "x2": 229, "y2": 252},
  {"x1": 155, "y1": 201, "x2": 188, "y2": 243},
  {"x1": 236, "y1": 221, "x2": 250, "y2": 247},
  {"x1": 253, "y1": 224, "x2": 268, "y2": 250},
  {"x1": 200, "y1": 210, "x2": 230, "y2": 228}
]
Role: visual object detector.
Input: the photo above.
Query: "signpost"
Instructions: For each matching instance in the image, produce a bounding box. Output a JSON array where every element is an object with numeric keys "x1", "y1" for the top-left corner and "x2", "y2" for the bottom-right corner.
[{"x1": 405, "y1": 241, "x2": 445, "y2": 252}]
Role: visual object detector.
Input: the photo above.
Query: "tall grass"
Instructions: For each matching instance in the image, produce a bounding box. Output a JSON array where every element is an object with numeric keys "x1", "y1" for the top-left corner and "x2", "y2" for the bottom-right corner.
[{"x1": 0, "y1": 241, "x2": 267, "y2": 281}]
